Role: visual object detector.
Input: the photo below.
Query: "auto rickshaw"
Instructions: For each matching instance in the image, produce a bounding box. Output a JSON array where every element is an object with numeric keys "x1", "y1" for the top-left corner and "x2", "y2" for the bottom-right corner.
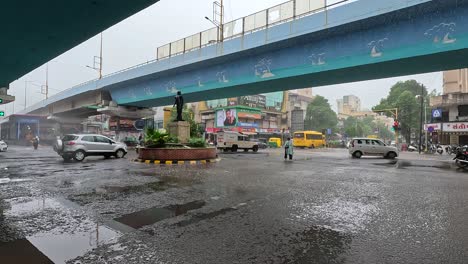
[{"x1": 268, "y1": 137, "x2": 282, "y2": 148}]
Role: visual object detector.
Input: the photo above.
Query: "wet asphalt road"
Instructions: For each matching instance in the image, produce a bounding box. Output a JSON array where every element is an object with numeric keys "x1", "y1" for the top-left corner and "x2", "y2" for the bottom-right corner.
[{"x1": 0, "y1": 146, "x2": 467, "y2": 263}]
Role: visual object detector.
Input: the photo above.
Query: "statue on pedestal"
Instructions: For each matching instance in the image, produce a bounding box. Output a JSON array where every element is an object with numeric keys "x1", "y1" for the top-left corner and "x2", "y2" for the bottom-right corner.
[{"x1": 173, "y1": 91, "x2": 184, "y2": 122}]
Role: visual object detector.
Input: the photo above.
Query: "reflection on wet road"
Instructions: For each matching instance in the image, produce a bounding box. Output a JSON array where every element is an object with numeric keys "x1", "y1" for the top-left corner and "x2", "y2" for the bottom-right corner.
[{"x1": 1, "y1": 146, "x2": 467, "y2": 263}]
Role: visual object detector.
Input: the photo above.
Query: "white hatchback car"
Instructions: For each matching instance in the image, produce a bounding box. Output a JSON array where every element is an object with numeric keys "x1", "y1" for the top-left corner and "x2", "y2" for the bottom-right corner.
[{"x1": 348, "y1": 138, "x2": 398, "y2": 159}]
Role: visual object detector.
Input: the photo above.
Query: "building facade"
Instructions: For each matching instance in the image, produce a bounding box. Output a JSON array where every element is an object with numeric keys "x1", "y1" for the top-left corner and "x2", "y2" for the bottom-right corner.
[
  {"x1": 430, "y1": 69, "x2": 468, "y2": 144},
  {"x1": 337, "y1": 95, "x2": 361, "y2": 115},
  {"x1": 189, "y1": 88, "x2": 314, "y2": 139}
]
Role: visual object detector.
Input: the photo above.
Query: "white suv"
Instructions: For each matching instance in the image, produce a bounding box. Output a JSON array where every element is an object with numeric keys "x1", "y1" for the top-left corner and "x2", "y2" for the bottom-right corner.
[
  {"x1": 348, "y1": 138, "x2": 398, "y2": 159},
  {"x1": 54, "y1": 134, "x2": 127, "y2": 162}
]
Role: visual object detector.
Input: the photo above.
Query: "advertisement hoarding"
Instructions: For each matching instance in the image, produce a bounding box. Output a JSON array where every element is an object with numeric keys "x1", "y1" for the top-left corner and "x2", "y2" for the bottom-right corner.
[{"x1": 216, "y1": 108, "x2": 238, "y2": 127}]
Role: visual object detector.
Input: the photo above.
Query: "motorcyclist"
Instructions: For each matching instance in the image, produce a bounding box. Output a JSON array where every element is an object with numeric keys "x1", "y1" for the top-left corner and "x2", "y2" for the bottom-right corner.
[{"x1": 32, "y1": 136, "x2": 39, "y2": 150}]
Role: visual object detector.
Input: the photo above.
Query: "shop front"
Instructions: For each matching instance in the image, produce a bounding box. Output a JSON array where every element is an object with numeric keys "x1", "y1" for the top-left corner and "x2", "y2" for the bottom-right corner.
[{"x1": 441, "y1": 122, "x2": 468, "y2": 145}]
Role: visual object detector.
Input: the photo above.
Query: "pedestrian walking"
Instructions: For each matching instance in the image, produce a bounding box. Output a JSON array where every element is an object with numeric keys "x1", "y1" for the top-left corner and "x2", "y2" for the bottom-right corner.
[{"x1": 284, "y1": 137, "x2": 293, "y2": 160}]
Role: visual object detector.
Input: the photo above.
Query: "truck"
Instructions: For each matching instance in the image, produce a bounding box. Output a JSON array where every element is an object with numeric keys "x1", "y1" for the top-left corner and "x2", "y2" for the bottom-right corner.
[{"x1": 216, "y1": 131, "x2": 259, "y2": 152}]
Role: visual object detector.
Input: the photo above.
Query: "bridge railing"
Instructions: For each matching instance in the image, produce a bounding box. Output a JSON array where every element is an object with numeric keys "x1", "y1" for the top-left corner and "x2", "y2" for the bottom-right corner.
[{"x1": 156, "y1": 0, "x2": 351, "y2": 61}]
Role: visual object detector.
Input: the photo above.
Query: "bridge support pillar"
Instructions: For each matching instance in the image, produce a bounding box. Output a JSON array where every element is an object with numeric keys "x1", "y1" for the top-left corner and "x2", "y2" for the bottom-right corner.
[{"x1": 168, "y1": 121, "x2": 190, "y2": 144}]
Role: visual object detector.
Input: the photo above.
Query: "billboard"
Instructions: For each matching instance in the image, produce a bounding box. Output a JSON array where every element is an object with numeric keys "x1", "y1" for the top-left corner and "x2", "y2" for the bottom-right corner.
[{"x1": 216, "y1": 108, "x2": 238, "y2": 127}]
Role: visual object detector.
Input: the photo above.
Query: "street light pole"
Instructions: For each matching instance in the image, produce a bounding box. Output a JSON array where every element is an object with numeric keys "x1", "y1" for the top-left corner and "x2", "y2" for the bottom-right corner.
[
  {"x1": 99, "y1": 32, "x2": 103, "y2": 79},
  {"x1": 418, "y1": 86, "x2": 424, "y2": 154},
  {"x1": 220, "y1": 0, "x2": 224, "y2": 42},
  {"x1": 46, "y1": 63, "x2": 49, "y2": 99}
]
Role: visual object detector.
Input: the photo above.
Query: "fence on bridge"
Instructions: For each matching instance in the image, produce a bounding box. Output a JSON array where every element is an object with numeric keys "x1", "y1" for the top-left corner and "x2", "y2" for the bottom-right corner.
[{"x1": 156, "y1": 0, "x2": 351, "y2": 60}]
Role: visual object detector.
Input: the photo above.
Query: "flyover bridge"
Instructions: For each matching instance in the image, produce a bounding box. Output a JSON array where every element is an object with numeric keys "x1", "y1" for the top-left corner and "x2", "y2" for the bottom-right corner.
[{"x1": 20, "y1": 0, "x2": 468, "y2": 117}]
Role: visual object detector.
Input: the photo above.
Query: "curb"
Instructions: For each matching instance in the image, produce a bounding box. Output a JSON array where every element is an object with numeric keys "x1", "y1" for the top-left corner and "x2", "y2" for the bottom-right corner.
[{"x1": 134, "y1": 159, "x2": 218, "y2": 165}]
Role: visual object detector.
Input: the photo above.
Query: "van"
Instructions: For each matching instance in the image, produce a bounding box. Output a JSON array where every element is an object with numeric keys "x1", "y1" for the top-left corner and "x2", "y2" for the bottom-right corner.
[{"x1": 216, "y1": 131, "x2": 259, "y2": 152}]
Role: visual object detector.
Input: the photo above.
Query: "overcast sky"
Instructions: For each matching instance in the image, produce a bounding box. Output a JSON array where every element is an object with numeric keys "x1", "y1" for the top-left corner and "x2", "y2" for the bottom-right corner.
[{"x1": 2, "y1": 0, "x2": 443, "y2": 114}]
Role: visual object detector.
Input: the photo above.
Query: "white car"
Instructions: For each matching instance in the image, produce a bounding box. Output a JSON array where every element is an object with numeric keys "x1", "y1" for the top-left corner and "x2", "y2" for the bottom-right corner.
[
  {"x1": 0, "y1": 140, "x2": 7, "y2": 152},
  {"x1": 348, "y1": 138, "x2": 398, "y2": 159}
]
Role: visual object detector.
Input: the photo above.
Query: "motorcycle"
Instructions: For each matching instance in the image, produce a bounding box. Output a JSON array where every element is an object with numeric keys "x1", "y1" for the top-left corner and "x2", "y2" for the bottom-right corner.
[
  {"x1": 436, "y1": 144, "x2": 444, "y2": 155},
  {"x1": 446, "y1": 145, "x2": 459, "y2": 155},
  {"x1": 408, "y1": 145, "x2": 418, "y2": 152},
  {"x1": 454, "y1": 145, "x2": 468, "y2": 169}
]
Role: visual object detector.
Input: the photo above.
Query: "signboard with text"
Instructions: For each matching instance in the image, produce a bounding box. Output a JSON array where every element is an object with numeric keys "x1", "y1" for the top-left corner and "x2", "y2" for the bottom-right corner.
[
  {"x1": 423, "y1": 123, "x2": 442, "y2": 131},
  {"x1": 443, "y1": 122, "x2": 468, "y2": 132}
]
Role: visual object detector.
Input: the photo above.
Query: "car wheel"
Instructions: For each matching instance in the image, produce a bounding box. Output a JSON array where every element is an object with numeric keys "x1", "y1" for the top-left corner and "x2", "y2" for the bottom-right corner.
[
  {"x1": 115, "y1": 149, "x2": 126, "y2": 159},
  {"x1": 387, "y1": 152, "x2": 397, "y2": 159},
  {"x1": 253, "y1": 145, "x2": 259, "y2": 152},
  {"x1": 353, "y1": 151, "x2": 362, "y2": 159},
  {"x1": 231, "y1": 145, "x2": 238, "y2": 152},
  {"x1": 73, "y1": 150, "x2": 86, "y2": 162}
]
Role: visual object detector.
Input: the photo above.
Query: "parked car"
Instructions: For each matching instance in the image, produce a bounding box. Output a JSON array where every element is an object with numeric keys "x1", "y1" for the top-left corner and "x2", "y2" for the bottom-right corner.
[
  {"x1": 0, "y1": 140, "x2": 8, "y2": 152},
  {"x1": 123, "y1": 137, "x2": 139, "y2": 147},
  {"x1": 348, "y1": 138, "x2": 398, "y2": 159},
  {"x1": 53, "y1": 134, "x2": 127, "y2": 162},
  {"x1": 250, "y1": 139, "x2": 268, "y2": 149}
]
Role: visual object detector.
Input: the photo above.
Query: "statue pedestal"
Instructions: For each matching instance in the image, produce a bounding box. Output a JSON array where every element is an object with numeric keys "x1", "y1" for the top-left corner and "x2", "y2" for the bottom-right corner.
[{"x1": 168, "y1": 121, "x2": 190, "y2": 143}]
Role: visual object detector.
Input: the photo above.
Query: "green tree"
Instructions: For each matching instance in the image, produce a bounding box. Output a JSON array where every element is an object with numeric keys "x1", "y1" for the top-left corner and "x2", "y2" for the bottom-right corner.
[
  {"x1": 343, "y1": 115, "x2": 394, "y2": 140},
  {"x1": 373, "y1": 80, "x2": 428, "y2": 143},
  {"x1": 304, "y1": 95, "x2": 338, "y2": 132}
]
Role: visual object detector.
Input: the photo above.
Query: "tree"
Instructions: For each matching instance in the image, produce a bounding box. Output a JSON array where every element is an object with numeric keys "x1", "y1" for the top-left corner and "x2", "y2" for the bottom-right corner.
[
  {"x1": 373, "y1": 80, "x2": 428, "y2": 143},
  {"x1": 304, "y1": 95, "x2": 338, "y2": 132}
]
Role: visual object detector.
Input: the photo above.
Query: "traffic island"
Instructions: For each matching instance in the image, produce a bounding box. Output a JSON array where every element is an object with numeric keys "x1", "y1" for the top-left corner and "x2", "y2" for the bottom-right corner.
[{"x1": 137, "y1": 147, "x2": 217, "y2": 165}]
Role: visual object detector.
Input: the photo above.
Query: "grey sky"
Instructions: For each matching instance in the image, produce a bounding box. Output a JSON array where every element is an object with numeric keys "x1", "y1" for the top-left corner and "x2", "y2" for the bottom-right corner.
[{"x1": 2, "y1": 0, "x2": 442, "y2": 114}]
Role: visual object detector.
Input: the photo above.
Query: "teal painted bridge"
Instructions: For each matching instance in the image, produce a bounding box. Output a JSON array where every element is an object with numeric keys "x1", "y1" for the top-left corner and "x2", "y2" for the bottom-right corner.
[{"x1": 22, "y1": 0, "x2": 468, "y2": 114}]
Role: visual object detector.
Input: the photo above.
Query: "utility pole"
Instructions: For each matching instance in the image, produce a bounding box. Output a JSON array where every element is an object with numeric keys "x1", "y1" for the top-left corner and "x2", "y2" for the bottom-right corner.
[
  {"x1": 86, "y1": 32, "x2": 103, "y2": 79},
  {"x1": 418, "y1": 86, "x2": 424, "y2": 154},
  {"x1": 99, "y1": 32, "x2": 103, "y2": 79},
  {"x1": 24, "y1": 80, "x2": 27, "y2": 109},
  {"x1": 220, "y1": 0, "x2": 224, "y2": 42},
  {"x1": 46, "y1": 63, "x2": 49, "y2": 99}
]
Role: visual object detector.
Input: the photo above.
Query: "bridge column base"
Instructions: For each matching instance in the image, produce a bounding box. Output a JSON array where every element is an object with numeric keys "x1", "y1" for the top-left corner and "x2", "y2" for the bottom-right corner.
[{"x1": 168, "y1": 121, "x2": 190, "y2": 143}]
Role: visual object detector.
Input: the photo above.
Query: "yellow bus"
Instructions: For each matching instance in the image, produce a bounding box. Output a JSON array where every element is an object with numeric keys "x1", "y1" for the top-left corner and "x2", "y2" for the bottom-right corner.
[{"x1": 293, "y1": 131, "x2": 326, "y2": 148}]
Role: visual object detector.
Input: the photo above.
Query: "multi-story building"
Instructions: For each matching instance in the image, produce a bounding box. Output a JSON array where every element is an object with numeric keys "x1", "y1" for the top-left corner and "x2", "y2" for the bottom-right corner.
[
  {"x1": 189, "y1": 88, "x2": 314, "y2": 139},
  {"x1": 430, "y1": 69, "x2": 468, "y2": 144},
  {"x1": 337, "y1": 95, "x2": 361, "y2": 115}
]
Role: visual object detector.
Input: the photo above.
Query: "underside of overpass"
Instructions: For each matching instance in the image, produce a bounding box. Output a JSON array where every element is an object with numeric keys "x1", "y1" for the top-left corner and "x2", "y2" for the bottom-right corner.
[{"x1": 0, "y1": 0, "x2": 160, "y2": 87}]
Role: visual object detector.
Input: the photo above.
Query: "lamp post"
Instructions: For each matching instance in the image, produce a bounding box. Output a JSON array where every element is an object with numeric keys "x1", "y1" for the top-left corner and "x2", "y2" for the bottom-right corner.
[
  {"x1": 418, "y1": 87, "x2": 424, "y2": 154},
  {"x1": 86, "y1": 32, "x2": 103, "y2": 79},
  {"x1": 205, "y1": 0, "x2": 224, "y2": 42}
]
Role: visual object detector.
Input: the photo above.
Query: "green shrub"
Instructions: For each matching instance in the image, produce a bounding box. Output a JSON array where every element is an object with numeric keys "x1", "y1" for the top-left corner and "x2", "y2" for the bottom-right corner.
[
  {"x1": 188, "y1": 138, "x2": 207, "y2": 148},
  {"x1": 144, "y1": 128, "x2": 169, "y2": 147}
]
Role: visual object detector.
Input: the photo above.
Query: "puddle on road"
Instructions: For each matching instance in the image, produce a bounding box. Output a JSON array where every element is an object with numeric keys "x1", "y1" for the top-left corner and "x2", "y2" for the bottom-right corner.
[
  {"x1": 2, "y1": 197, "x2": 121, "y2": 264},
  {"x1": 27, "y1": 224, "x2": 118, "y2": 264},
  {"x1": 5, "y1": 197, "x2": 62, "y2": 216},
  {"x1": 71, "y1": 176, "x2": 200, "y2": 205},
  {"x1": 0, "y1": 239, "x2": 54, "y2": 264},
  {"x1": 176, "y1": 207, "x2": 237, "y2": 227},
  {"x1": 114, "y1": 200, "x2": 206, "y2": 229}
]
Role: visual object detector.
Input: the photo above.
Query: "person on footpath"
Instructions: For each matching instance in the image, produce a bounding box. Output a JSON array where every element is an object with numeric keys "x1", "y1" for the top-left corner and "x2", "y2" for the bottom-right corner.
[{"x1": 284, "y1": 137, "x2": 293, "y2": 160}]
